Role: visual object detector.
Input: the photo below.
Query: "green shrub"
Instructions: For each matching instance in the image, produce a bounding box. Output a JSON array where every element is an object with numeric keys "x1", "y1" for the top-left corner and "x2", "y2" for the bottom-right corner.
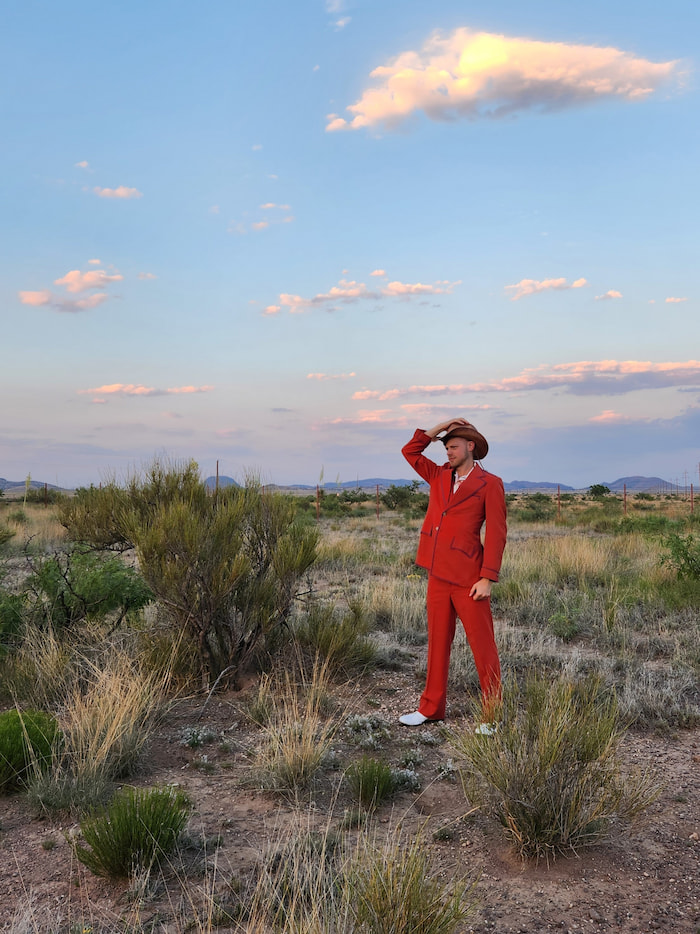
[
  {"x1": 346, "y1": 755, "x2": 396, "y2": 809},
  {"x1": 381, "y1": 481, "x2": 427, "y2": 512},
  {"x1": 661, "y1": 532, "x2": 700, "y2": 580},
  {"x1": 27, "y1": 550, "x2": 153, "y2": 629},
  {"x1": 0, "y1": 591, "x2": 24, "y2": 658},
  {"x1": 8, "y1": 510, "x2": 27, "y2": 525},
  {"x1": 0, "y1": 708, "x2": 60, "y2": 793},
  {"x1": 450, "y1": 674, "x2": 658, "y2": 860},
  {"x1": 73, "y1": 785, "x2": 192, "y2": 878},
  {"x1": 23, "y1": 488, "x2": 66, "y2": 506},
  {"x1": 0, "y1": 525, "x2": 15, "y2": 548}
]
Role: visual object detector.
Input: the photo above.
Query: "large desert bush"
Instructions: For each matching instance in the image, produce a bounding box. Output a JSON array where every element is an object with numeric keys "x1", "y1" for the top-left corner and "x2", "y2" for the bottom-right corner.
[
  {"x1": 61, "y1": 460, "x2": 318, "y2": 687},
  {"x1": 450, "y1": 674, "x2": 658, "y2": 861}
]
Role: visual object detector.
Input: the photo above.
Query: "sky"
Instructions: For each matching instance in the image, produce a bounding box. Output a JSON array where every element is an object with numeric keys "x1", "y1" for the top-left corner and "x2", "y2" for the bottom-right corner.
[{"x1": 2, "y1": 0, "x2": 699, "y2": 490}]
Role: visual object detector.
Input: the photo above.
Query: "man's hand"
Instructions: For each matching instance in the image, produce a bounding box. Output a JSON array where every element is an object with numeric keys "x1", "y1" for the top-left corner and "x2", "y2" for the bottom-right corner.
[
  {"x1": 469, "y1": 578, "x2": 492, "y2": 601},
  {"x1": 426, "y1": 417, "x2": 473, "y2": 440}
]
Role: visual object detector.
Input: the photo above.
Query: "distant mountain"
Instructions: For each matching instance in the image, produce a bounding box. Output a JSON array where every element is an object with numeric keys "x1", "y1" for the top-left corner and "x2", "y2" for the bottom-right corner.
[
  {"x1": 504, "y1": 480, "x2": 575, "y2": 492},
  {"x1": 603, "y1": 476, "x2": 674, "y2": 493},
  {"x1": 203, "y1": 475, "x2": 240, "y2": 490},
  {"x1": 0, "y1": 478, "x2": 64, "y2": 492}
]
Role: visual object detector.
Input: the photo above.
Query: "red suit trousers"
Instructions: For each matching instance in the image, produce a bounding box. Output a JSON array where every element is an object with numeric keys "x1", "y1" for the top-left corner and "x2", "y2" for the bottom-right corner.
[{"x1": 418, "y1": 575, "x2": 501, "y2": 721}]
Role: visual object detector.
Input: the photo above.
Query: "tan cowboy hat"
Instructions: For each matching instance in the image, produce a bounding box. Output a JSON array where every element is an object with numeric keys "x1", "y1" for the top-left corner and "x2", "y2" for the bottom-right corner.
[{"x1": 442, "y1": 424, "x2": 489, "y2": 460}]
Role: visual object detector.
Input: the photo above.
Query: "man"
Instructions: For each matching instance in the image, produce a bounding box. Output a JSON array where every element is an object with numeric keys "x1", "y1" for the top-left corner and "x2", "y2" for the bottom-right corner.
[{"x1": 399, "y1": 418, "x2": 507, "y2": 733}]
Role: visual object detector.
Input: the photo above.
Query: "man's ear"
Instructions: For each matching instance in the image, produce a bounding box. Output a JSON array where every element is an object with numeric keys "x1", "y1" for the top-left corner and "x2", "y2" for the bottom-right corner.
[{"x1": 467, "y1": 440, "x2": 475, "y2": 453}]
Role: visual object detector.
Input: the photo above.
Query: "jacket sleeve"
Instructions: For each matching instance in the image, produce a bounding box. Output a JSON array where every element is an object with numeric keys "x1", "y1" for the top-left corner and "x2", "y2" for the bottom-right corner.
[
  {"x1": 480, "y1": 476, "x2": 507, "y2": 582},
  {"x1": 401, "y1": 429, "x2": 443, "y2": 485}
]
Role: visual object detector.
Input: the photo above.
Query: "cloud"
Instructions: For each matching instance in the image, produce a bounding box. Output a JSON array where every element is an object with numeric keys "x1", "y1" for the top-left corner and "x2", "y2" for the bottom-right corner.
[
  {"x1": 505, "y1": 277, "x2": 587, "y2": 300},
  {"x1": 334, "y1": 16, "x2": 351, "y2": 30},
  {"x1": 19, "y1": 290, "x2": 110, "y2": 312},
  {"x1": 79, "y1": 384, "x2": 215, "y2": 402},
  {"x1": 588, "y1": 409, "x2": 643, "y2": 423},
  {"x1": 251, "y1": 221, "x2": 269, "y2": 231},
  {"x1": 665, "y1": 296, "x2": 688, "y2": 303},
  {"x1": 352, "y1": 360, "x2": 700, "y2": 400},
  {"x1": 54, "y1": 269, "x2": 123, "y2": 293},
  {"x1": 75, "y1": 161, "x2": 89, "y2": 169},
  {"x1": 88, "y1": 258, "x2": 101, "y2": 265},
  {"x1": 138, "y1": 272, "x2": 157, "y2": 280},
  {"x1": 265, "y1": 275, "x2": 460, "y2": 314},
  {"x1": 307, "y1": 372, "x2": 357, "y2": 381},
  {"x1": 18, "y1": 290, "x2": 52, "y2": 307},
  {"x1": 595, "y1": 290, "x2": 623, "y2": 300},
  {"x1": 325, "y1": 0, "x2": 344, "y2": 11},
  {"x1": 260, "y1": 202, "x2": 291, "y2": 210},
  {"x1": 93, "y1": 185, "x2": 143, "y2": 199},
  {"x1": 326, "y1": 27, "x2": 681, "y2": 131},
  {"x1": 252, "y1": 144, "x2": 263, "y2": 151}
]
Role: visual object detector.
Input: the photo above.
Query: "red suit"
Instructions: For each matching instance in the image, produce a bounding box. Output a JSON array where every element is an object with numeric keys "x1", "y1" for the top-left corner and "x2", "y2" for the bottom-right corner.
[{"x1": 402, "y1": 429, "x2": 507, "y2": 720}]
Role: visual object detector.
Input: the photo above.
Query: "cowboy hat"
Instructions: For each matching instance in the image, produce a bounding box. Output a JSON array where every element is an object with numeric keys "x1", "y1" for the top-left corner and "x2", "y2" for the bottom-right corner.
[{"x1": 442, "y1": 424, "x2": 489, "y2": 460}]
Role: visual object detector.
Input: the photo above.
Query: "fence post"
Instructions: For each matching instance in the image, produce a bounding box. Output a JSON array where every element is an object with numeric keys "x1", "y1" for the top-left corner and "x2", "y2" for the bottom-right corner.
[
  {"x1": 623, "y1": 483, "x2": 627, "y2": 516},
  {"x1": 376, "y1": 484, "x2": 380, "y2": 519}
]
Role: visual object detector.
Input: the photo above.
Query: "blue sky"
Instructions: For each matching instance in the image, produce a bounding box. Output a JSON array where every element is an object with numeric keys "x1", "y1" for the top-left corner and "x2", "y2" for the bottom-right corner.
[{"x1": 2, "y1": 0, "x2": 699, "y2": 489}]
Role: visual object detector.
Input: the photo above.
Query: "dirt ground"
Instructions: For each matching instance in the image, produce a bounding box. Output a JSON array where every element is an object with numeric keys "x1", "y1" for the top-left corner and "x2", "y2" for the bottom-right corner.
[{"x1": 1, "y1": 651, "x2": 699, "y2": 934}]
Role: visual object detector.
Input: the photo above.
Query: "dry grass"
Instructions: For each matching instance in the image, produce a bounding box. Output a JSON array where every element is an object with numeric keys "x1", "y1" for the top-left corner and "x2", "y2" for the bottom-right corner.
[{"x1": 0, "y1": 503, "x2": 67, "y2": 552}]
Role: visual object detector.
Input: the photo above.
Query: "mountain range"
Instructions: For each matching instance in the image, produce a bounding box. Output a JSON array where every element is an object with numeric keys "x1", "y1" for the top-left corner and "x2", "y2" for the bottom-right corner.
[{"x1": 1, "y1": 475, "x2": 681, "y2": 495}]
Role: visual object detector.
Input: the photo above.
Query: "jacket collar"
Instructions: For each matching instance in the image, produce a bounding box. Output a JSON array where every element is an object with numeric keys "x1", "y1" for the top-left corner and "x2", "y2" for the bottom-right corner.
[{"x1": 441, "y1": 462, "x2": 486, "y2": 508}]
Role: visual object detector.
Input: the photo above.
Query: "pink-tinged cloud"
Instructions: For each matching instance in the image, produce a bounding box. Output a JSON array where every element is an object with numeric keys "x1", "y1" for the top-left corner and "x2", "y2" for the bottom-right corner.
[
  {"x1": 138, "y1": 272, "x2": 157, "y2": 280},
  {"x1": 354, "y1": 360, "x2": 700, "y2": 400},
  {"x1": 260, "y1": 202, "x2": 291, "y2": 210},
  {"x1": 665, "y1": 296, "x2": 688, "y2": 303},
  {"x1": 79, "y1": 384, "x2": 214, "y2": 400},
  {"x1": 505, "y1": 277, "x2": 587, "y2": 301},
  {"x1": 75, "y1": 160, "x2": 89, "y2": 169},
  {"x1": 266, "y1": 276, "x2": 460, "y2": 314},
  {"x1": 251, "y1": 221, "x2": 269, "y2": 231},
  {"x1": 595, "y1": 290, "x2": 623, "y2": 300},
  {"x1": 307, "y1": 372, "x2": 357, "y2": 381},
  {"x1": 19, "y1": 290, "x2": 52, "y2": 306},
  {"x1": 370, "y1": 269, "x2": 386, "y2": 277},
  {"x1": 19, "y1": 290, "x2": 109, "y2": 312},
  {"x1": 54, "y1": 269, "x2": 123, "y2": 293},
  {"x1": 93, "y1": 185, "x2": 143, "y2": 199},
  {"x1": 263, "y1": 305, "x2": 281, "y2": 316},
  {"x1": 588, "y1": 409, "x2": 643, "y2": 424},
  {"x1": 326, "y1": 28, "x2": 681, "y2": 131},
  {"x1": 88, "y1": 258, "x2": 101, "y2": 265}
]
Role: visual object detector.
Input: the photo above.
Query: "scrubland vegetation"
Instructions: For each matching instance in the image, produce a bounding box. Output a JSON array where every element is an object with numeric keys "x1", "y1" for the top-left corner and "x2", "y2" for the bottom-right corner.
[{"x1": 0, "y1": 469, "x2": 698, "y2": 931}]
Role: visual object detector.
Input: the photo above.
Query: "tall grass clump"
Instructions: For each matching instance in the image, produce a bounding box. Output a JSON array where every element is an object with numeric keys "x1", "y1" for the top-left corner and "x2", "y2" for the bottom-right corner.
[
  {"x1": 0, "y1": 708, "x2": 60, "y2": 792},
  {"x1": 293, "y1": 602, "x2": 376, "y2": 675},
  {"x1": 450, "y1": 674, "x2": 659, "y2": 861},
  {"x1": 73, "y1": 784, "x2": 192, "y2": 878},
  {"x1": 347, "y1": 830, "x2": 475, "y2": 934},
  {"x1": 252, "y1": 665, "x2": 337, "y2": 795},
  {"x1": 27, "y1": 649, "x2": 167, "y2": 813}
]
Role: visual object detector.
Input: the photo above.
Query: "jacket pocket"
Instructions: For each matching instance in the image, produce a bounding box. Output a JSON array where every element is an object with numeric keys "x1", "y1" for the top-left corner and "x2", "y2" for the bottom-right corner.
[{"x1": 449, "y1": 536, "x2": 479, "y2": 559}]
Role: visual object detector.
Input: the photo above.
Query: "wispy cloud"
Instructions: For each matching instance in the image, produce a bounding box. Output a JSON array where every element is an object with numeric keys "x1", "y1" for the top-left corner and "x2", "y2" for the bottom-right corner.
[
  {"x1": 307, "y1": 372, "x2": 357, "y2": 381},
  {"x1": 19, "y1": 263, "x2": 124, "y2": 313},
  {"x1": 54, "y1": 269, "x2": 123, "y2": 293},
  {"x1": 137, "y1": 272, "x2": 157, "y2": 280},
  {"x1": 79, "y1": 383, "x2": 214, "y2": 402},
  {"x1": 370, "y1": 269, "x2": 386, "y2": 277},
  {"x1": 18, "y1": 290, "x2": 110, "y2": 312},
  {"x1": 75, "y1": 160, "x2": 90, "y2": 169},
  {"x1": 93, "y1": 185, "x2": 143, "y2": 199},
  {"x1": 88, "y1": 258, "x2": 101, "y2": 265},
  {"x1": 595, "y1": 289, "x2": 623, "y2": 300},
  {"x1": 353, "y1": 360, "x2": 700, "y2": 400},
  {"x1": 334, "y1": 16, "x2": 351, "y2": 30},
  {"x1": 589, "y1": 409, "x2": 645, "y2": 423},
  {"x1": 263, "y1": 274, "x2": 460, "y2": 314},
  {"x1": 326, "y1": 27, "x2": 681, "y2": 131},
  {"x1": 505, "y1": 277, "x2": 587, "y2": 300},
  {"x1": 665, "y1": 296, "x2": 688, "y2": 303}
]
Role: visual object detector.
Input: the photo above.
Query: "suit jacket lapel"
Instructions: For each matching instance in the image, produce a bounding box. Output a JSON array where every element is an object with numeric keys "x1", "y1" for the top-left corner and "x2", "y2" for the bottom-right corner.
[{"x1": 448, "y1": 464, "x2": 486, "y2": 507}]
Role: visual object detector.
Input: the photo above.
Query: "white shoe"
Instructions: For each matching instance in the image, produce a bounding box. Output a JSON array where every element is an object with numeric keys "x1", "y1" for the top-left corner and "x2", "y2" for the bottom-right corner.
[
  {"x1": 474, "y1": 722, "x2": 499, "y2": 736},
  {"x1": 399, "y1": 711, "x2": 428, "y2": 726}
]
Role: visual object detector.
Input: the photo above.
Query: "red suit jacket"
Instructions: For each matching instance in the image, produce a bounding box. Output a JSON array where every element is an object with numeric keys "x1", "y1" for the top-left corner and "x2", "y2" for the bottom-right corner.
[{"x1": 402, "y1": 429, "x2": 507, "y2": 587}]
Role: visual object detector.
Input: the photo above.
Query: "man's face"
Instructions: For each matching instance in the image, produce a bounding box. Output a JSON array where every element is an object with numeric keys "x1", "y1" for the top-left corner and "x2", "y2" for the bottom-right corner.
[{"x1": 445, "y1": 437, "x2": 474, "y2": 471}]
